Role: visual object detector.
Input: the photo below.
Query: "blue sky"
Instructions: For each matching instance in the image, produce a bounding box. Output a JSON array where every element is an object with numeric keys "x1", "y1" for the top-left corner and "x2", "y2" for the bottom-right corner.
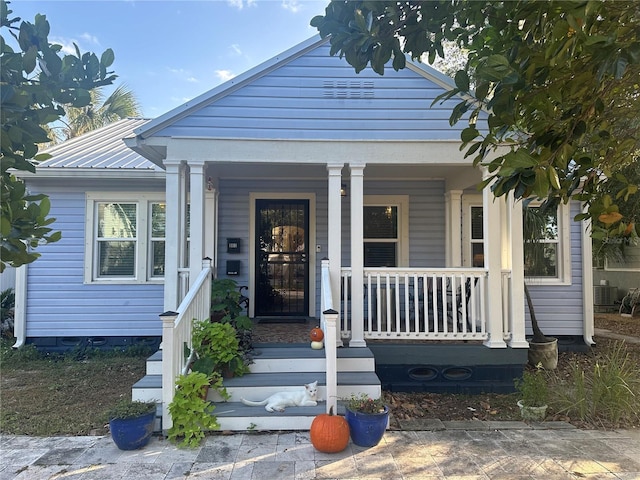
[{"x1": 14, "y1": 0, "x2": 329, "y2": 118}]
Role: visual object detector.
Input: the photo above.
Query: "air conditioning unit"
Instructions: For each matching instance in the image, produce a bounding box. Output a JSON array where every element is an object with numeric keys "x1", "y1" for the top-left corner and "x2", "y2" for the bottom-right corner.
[{"x1": 593, "y1": 286, "x2": 617, "y2": 306}]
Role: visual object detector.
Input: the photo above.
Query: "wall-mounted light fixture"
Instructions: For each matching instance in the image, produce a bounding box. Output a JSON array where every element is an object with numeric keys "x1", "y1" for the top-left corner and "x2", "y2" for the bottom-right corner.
[{"x1": 341, "y1": 183, "x2": 347, "y2": 197}]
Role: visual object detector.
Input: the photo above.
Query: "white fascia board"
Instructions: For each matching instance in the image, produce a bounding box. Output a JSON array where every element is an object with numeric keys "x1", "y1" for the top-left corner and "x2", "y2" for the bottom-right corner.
[
  {"x1": 134, "y1": 36, "x2": 329, "y2": 140},
  {"x1": 164, "y1": 137, "x2": 469, "y2": 165},
  {"x1": 15, "y1": 168, "x2": 166, "y2": 180}
]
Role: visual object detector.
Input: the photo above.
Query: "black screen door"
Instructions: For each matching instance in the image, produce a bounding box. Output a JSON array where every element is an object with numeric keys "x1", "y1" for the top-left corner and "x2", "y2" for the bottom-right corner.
[{"x1": 255, "y1": 199, "x2": 309, "y2": 316}]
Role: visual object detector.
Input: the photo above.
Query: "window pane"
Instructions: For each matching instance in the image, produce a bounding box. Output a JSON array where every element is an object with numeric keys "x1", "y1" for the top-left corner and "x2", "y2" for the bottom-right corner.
[
  {"x1": 98, "y1": 241, "x2": 135, "y2": 276},
  {"x1": 98, "y1": 203, "x2": 136, "y2": 238},
  {"x1": 364, "y1": 206, "x2": 397, "y2": 238},
  {"x1": 152, "y1": 241, "x2": 165, "y2": 276},
  {"x1": 364, "y1": 243, "x2": 397, "y2": 267},
  {"x1": 472, "y1": 243, "x2": 484, "y2": 267},
  {"x1": 471, "y1": 206, "x2": 483, "y2": 240},
  {"x1": 151, "y1": 203, "x2": 166, "y2": 237},
  {"x1": 525, "y1": 243, "x2": 557, "y2": 277}
]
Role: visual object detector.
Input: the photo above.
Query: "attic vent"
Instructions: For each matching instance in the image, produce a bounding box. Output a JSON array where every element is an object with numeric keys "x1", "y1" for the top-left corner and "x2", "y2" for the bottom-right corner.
[{"x1": 323, "y1": 80, "x2": 375, "y2": 99}]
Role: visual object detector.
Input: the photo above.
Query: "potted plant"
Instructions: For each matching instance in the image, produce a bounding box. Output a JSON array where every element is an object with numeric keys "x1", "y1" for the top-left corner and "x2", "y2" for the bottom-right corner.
[
  {"x1": 343, "y1": 393, "x2": 389, "y2": 447},
  {"x1": 523, "y1": 203, "x2": 558, "y2": 369},
  {"x1": 210, "y1": 278, "x2": 254, "y2": 365},
  {"x1": 106, "y1": 399, "x2": 157, "y2": 450},
  {"x1": 167, "y1": 372, "x2": 221, "y2": 448},
  {"x1": 514, "y1": 364, "x2": 549, "y2": 421},
  {"x1": 210, "y1": 279, "x2": 251, "y2": 328},
  {"x1": 192, "y1": 320, "x2": 249, "y2": 377}
]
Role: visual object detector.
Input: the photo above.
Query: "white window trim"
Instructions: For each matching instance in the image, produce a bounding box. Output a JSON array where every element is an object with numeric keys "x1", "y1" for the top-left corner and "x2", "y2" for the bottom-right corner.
[
  {"x1": 85, "y1": 193, "x2": 165, "y2": 284},
  {"x1": 462, "y1": 195, "x2": 571, "y2": 285},
  {"x1": 524, "y1": 202, "x2": 571, "y2": 285},
  {"x1": 462, "y1": 195, "x2": 482, "y2": 267},
  {"x1": 363, "y1": 195, "x2": 409, "y2": 267}
]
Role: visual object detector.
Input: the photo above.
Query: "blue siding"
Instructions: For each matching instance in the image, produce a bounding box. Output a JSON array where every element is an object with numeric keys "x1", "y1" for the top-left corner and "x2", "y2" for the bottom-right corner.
[
  {"x1": 526, "y1": 202, "x2": 586, "y2": 336},
  {"x1": 25, "y1": 192, "x2": 164, "y2": 338},
  {"x1": 155, "y1": 43, "x2": 467, "y2": 141},
  {"x1": 216, "y1": 179, "x2": 447, "y2": 318}
]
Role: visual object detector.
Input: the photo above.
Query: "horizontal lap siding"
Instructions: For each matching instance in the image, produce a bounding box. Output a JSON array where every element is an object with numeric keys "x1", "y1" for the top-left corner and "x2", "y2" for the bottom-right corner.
[
  {"x1": 26, "y1": 192, "x2": 163, "y2": 338},
  {"x1": 156, "y1": 44, "x2": 464, "y2": 141},
  {"x1": 216, "y1": 179, "x2": 446, "y2": 318},
  {"x1": 526, "y1": 202, "x2": 585, "y2": 336}
]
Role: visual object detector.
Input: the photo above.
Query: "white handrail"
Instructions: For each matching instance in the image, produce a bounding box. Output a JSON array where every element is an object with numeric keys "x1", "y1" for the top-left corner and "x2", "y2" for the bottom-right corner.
[
  {"x1": 321, "y1": 259, "x2": 338, "y2": 415},
  {"x1": 161, "y1": 258, "x2": 212, "y2": 433}
]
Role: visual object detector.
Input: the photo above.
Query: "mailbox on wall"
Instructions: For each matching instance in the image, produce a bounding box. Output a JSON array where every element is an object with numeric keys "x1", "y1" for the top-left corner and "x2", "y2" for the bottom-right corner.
[
  {"x1": 227, "y1": 238, "x2": 241, "y2": 253},
  {"x1": 226, "y1": 260, "x2": 240, "y2": 276}
]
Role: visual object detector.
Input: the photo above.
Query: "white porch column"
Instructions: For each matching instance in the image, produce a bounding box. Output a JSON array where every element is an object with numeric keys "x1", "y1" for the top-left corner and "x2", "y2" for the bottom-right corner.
[
  {"x1": 164, "y1": 160, "x2": 185, "y2": 311},
  {"x1": 482, "y1": 175, "x2": 507, "y2": 348},
  {"x1": 445, "y1": 190, "x2": 463, "y2": 267},
  {"x1": 204, "y1": 187, "x2": 217, "y2": 265},
  {"x1": 327, "y1": 163, "x2": 344, "y2": 347},
  {"x1": 507, "y1": 195, "x2": 528, "y2": 348},
  {"x1": 349, "y1": 163, "x2": 366, "y2": 347},
  {"x1": 189, "y1": 161, "x2": 206, "y2": 283}
]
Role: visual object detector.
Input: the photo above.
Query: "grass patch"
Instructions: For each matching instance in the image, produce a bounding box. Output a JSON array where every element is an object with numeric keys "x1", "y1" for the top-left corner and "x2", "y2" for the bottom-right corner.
[{"x1": 0, "y1": 339, "x2": 148, "y2": 436}]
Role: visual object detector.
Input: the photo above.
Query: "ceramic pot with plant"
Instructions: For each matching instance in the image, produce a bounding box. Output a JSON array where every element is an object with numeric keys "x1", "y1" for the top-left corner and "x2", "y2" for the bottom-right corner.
[
  {"x1": 107, "y1": 399, "x2": 157, "y2": 450},
  {"x1": 192, "y1": 320, "x2": 248, "y2": 377},
  {"x1": 344, "y1": 393, "x2": 389, "y2": 447},
  {"x1": 514, "y1": 364, "x2": 549, "y2": 421}
]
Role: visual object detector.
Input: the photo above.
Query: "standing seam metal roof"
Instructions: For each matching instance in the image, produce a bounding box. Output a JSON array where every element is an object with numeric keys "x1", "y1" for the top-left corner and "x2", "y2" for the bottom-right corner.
[{"x1": 38, "y1": 118, "x2": 159, "y2": 170}]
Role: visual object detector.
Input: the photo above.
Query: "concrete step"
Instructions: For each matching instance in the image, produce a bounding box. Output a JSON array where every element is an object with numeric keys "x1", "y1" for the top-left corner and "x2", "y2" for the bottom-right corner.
[
  {"x1": 213, "y1": 402, "x2": 346, "y2": 431},
  {"x1": 143, "y1": 346, "x2": 376, "y2": 375},
  {"x1": 132, "y1": 371, "x2": 381, "y2": 404},
  {"x1": 211, "y1": 371, "x2": 381, "y2": 402}
]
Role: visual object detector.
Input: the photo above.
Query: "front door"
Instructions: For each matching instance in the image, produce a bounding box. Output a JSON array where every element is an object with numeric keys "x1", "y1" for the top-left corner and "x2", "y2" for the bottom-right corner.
[{"x1": 255, "y1": 199, "x2": 310, "y2": 316}]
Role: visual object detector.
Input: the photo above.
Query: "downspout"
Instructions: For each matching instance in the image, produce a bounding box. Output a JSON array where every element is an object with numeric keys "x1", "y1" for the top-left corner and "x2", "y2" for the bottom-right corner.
[
  {"x1": 12, "y1": 264, "x2": 28, "y2": 348},
  {"x1": 581, "y1": 205, "x2": 595, "y2": 345}
]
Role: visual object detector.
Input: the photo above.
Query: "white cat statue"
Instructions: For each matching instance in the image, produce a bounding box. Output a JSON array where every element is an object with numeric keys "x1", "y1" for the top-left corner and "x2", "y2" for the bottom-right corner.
[{"x1": 240, "y1": 381, "x2": 318, "y2": 412}]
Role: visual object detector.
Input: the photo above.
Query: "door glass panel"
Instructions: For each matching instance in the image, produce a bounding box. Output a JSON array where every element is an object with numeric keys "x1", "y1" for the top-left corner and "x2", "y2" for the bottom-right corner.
[{"x1": 256, "y1": 200, "x2": 309, "y2": 316}]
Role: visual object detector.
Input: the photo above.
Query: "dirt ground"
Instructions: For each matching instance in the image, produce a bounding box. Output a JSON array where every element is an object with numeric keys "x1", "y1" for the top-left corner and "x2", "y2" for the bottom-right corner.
[
  {"x1": 385, "y1": 312, "x2": 640, "y2": 429},
  {"x1": 255, "y1": 313, "x2": 640, "y2": 430}
]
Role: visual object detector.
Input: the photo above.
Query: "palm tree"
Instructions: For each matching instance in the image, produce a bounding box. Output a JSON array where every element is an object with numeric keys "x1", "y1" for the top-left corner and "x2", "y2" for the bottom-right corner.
[{"x1": 48, "y1": 84, "x2": 141, "y2": 143}]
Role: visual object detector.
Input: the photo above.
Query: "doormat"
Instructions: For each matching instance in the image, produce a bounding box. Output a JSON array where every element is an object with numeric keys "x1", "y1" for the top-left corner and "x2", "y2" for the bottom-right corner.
[{"x1": 256, "y1": 317, "x2": 310, "y2": 324}]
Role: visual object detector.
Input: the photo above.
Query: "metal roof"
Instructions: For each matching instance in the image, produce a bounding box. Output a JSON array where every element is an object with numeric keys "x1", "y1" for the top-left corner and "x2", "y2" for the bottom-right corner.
[{"x1": 38, "y1": 118, "x2": 160, "y2": 171}]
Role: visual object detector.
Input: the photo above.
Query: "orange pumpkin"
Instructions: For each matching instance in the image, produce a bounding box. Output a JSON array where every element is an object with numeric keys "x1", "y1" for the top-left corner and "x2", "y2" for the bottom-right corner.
[
  {"x1": 310, "y1": 407, "x2": 350, "y2": 453},
  {"x1": 310, "y1": 326, "x2": 324, "y2": 342}
]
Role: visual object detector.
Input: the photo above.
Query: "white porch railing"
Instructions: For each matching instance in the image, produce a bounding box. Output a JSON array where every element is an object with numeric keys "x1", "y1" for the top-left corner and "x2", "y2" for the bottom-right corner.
[
  {"x1": 320, "y1": 259, "x2": 338, "y2": 415},
  {"x1": 341, "y1": 268, "x2": 490, "y2": 341},
  {"x1": 161, "y1": 259, "x2": 212, "y2": 432}
]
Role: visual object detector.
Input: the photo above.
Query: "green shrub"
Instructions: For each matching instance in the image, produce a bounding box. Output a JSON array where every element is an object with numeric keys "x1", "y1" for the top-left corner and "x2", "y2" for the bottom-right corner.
[
  {"x1": 514, "y1": 365, "x2": 549, "y2": 407},
  {"x1": 168, "y1": 372, "x2": 220, "y2": 448}
]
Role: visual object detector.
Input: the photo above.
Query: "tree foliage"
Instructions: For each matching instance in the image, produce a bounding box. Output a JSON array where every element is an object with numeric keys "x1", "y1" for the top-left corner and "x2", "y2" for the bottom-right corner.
[
  {"x1": 0, "y1": 0, "x2": 116, "y2": 272},
  {"x1": 311, "y1": 1, "x2": 640, "y2": 233},
  {"x1": 50, "y1": 84, "x2": 141, "y2": 143}
]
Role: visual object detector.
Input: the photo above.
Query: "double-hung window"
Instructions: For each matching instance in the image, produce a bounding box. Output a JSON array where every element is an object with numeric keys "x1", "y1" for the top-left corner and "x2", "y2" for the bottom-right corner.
[
  {"x1": 86, "y1": 194, "x2": 165, "y2": 283},
  {"x1": 462, "y1": 198, "x2": 571, "y2": 284},
  {"x1": 363, "y1": 195, "x2": 409, "y2": 267}
]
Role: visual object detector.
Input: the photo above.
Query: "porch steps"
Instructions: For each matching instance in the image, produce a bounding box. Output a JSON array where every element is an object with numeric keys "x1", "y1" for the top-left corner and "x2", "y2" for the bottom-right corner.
[{"x1": 131, "y1": 344, "x2": 381, "y2": 431}]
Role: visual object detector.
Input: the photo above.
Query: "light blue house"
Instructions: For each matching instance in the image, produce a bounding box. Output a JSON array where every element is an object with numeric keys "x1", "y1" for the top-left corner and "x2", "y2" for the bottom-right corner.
[{"x1": 15, "y1": 36, "x2": 595, "y2": 430}]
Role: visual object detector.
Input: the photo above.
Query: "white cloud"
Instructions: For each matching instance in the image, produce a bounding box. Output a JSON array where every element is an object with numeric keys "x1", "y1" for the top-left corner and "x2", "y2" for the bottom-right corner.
[
  {"x1": 50, "y1": 36, "x2": 81, "y2": 55},
  {"x1": 79, "y1": 32, "x2": 100, "y2": 45},
  {"x1": 215, "y1": 70, "x2": 236, "y2": 82},
  {"x1": 228, "y1": 0, "x2": 256, "y2": 10},
  {"x1": 230, "y1": 44, "x2": 242, "y2": 56},
  {"x1": 168, "y1": 67, "x2": 201, "y2": 84},
  {"x1": 281, "y1": 0, "x2": 301, "y2": 13}
]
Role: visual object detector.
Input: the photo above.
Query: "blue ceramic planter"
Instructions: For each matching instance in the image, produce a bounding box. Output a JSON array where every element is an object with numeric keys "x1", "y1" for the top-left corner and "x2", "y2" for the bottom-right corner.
[
  {"x1": 344, "y1": 406, "x2": 389, "y2": 447},
  {"x1": 109, "y1": 412, "x2": 156, "y2": 450}
]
